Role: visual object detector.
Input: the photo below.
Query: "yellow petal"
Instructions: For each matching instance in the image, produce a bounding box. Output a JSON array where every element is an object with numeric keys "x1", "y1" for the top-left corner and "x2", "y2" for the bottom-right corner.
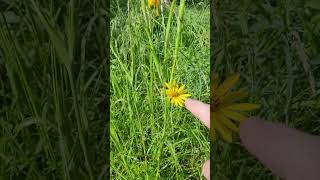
[
  {"x1": 173, "y1": 80, "x2": 176, "y2": 86},
  {"x1": 224, "y1": 103, "x2": 259, "y2": 111},
  {"x1": 177, "y1": 97, "x2": 184, "y2": 104},
  {"x1": 216, "y1": 118, "x2": 233, "y2": 143},
  {"x1": 220, "y1": 109, "x2": 247, "y2": 122},
  {"x1": 178, "y1": 84, "x2": 186, "y2": 92},
  {"x1": 180, "y1": 94, "x2": 191, "y2": 98},
  {"x1": 180, "y1": 96, "x2": 187, "y2": 100},
  {"x1": 216, "y1": 73, "x2": 240, "y2": 97},
  {"x1": 217, "y1": 112, "x2": 239, "y2": 132},
  {"x1": 219, "y1": 89, "x2": 248, "y2": 104}
]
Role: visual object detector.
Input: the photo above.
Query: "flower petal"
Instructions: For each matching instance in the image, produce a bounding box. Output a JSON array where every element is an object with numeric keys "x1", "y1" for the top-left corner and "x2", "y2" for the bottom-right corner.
[
  {"x1": 173, "y1": 80, "x2": 177, "y2": 87},
  {"x1": 220, "y1": 109, "x2": 247, "y2": 122},
  {"x1": 224, "y1": 103, "x2": 259, "y2": 111},
  {"x1": 217, "y1": 112, "x2": 239, "y2": 132},
  {"x1": 178, "y1": 84, "x2": 186, "y2": 92},
  {"x1": 177, "y1": 97, "x2": 184, "y2": 104},
  {"x1": 164, "y1": 80, "x2": 191, "y2": 107},
  {"x1": 219, "y1": 89, "x2": 248, "y2": 104},
  {"x1": 216, "y1": 73, "x2": 240, "y2": 97},
  {"x1": 215, "y1": 117, "x2": 233, "y2": 143},
  {"x1": 165, "y1": 82, "x2": 170, "y2": 88},
  {"x1": 180, "y1": 93, "x2": 191, "y2": 98}
]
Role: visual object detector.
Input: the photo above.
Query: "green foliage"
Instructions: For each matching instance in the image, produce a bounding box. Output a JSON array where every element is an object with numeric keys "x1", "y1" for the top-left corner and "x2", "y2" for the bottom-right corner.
[
  {"x1": 110, "y1": 0, "x2": 210, "y2": 179},
  {"x1": 0, "y1": 0, "x2": 107, "y2": 179},
  {"x1": 213, "y1": 0, "x2": 320, "y2": 179}
]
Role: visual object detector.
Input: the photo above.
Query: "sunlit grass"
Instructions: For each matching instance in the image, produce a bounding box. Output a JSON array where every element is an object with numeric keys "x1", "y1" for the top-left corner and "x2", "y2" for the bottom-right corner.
[{"x1": 110, "y1": 0, "x2": 210, "y2": 179}]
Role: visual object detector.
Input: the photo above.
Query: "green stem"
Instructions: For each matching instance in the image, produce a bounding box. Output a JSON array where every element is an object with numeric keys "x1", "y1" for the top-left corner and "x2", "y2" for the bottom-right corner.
[
  {"x1": 163, "y1": 0, "x2": 176, "y2": 80},
  {"x1": 67, "y1": 68, "x2": 93, "y2": 179},
  {"x1": 170, "y1": 0, "x2": 186, "y2": 83},
  {"x1": 140, "y1": 0, "x2": 163, "y2": 83}
]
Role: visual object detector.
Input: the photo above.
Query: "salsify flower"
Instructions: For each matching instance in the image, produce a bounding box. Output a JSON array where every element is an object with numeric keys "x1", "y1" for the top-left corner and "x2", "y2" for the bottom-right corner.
[
  {"x1": 165, "y1": 80, "x2": 191, "y2": 107},
  {"x1": 211, "y1": 73, "x2": 259, "y2": 143},
  {"x1": 147, "y1": 0, "x2": 159, "y2": 16}
]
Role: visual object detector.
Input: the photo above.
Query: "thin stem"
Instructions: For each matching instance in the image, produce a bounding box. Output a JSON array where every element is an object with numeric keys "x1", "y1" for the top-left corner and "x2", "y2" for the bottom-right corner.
[
  {"x1": 163, "y1": 0, "x2": 176, "y2": 79},
  {"x1": 170, "y1": 0, "x2": 186, "y2": 83}
]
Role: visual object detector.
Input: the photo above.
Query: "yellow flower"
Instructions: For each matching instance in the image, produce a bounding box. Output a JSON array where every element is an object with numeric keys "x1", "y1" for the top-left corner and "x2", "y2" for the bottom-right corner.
[
  {"x1": 211, "y1": 73, "x2": 259, "y2": 143},
  {"x1": 147, "y1": 0, "x2": 159, "y2": 16},
  {"x1": 165, "y1": 80, "x2": 191, "y2": 107}
]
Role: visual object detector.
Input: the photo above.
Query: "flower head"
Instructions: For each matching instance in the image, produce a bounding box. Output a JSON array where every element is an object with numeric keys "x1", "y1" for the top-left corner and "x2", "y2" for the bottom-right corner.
[
  {"x1": 165, "y1": 80, "x2": 191, "y2": 107},
  {"x1": 147, "y1": 0, "x2": 159, "y2": 16},
  {"x1": 211, "y1": 73, "x2": 259, "y2": 143}
]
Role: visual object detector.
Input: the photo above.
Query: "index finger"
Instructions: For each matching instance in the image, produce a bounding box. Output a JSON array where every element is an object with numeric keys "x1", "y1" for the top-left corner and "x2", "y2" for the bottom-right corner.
[{"x1": 185, "y1": 99, "x2": 210, "y2": 129}]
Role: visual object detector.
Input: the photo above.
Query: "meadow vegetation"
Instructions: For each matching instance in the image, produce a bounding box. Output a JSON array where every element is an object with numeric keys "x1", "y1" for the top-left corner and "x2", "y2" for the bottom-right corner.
[
  {"x1": 212, "y1": 0, "x2": 320, "y2": 179},
  {"x1": 110, "y1": 0, "x2": 210, "y2": 179},
  {"x1": 0, "y1": 0, "x2": 107, "y2": 179}
]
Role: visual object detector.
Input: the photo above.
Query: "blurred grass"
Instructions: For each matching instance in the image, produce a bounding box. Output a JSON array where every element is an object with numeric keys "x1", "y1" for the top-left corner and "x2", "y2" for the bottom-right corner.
[
  {"x1": 212, "y1": 0, "x2": 320, "y2": 179},
  {"x1": 110, "y1": 0, "x2": 209, "y2": 179},
  {"x1": 0, "y1": 0, "x2": 108, "y2": 179}
]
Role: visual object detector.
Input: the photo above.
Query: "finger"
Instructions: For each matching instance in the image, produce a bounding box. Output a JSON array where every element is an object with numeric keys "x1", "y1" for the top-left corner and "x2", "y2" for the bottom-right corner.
[
  {"x1": 240, "y1": 117, "x2": 320, "y2": 180},
  {"x1": 202, "y1": 160, "x2": 210, "y2": 180},
  {"x1": 185, "y1": 99, "x2": 210, "y2": 128}
]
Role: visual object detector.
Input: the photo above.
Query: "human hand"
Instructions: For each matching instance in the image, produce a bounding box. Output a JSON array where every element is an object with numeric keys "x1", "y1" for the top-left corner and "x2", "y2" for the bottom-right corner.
[
  {"x1": 240, "y1": 117, "x2": 320, "y2": 180},
  {"x1": 185, "y1": 98, "x2": 320, "y2": 180},
  {"x1": 185, "y1": 99, "x2": 210, "y2": 180}
]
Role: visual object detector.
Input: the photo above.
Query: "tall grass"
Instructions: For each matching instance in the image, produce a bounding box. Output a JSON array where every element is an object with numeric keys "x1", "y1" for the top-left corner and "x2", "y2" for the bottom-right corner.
[
  {"x1": 0, "y1": 0, "x2": 107, "y2": 179},
  {"x1": 111, "y1": 0, "x2": 210, "y2": 179}
]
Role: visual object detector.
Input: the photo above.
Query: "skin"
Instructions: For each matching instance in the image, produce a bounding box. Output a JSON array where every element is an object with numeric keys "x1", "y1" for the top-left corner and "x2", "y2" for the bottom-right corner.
[
  {"x1": 185, "y1": 99, "x2": 210, "y2": 179},
  {"x1": 185, "y1": 99, "x2": 320, "y2": 180}
]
